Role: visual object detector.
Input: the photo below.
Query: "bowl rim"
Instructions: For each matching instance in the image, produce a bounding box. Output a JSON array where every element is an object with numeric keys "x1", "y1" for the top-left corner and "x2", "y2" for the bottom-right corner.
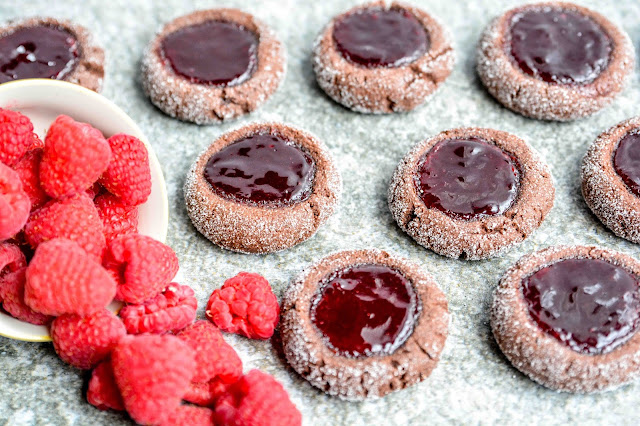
[{"x1": 0, "y1": 78, "x2": 169, "y2": 342}]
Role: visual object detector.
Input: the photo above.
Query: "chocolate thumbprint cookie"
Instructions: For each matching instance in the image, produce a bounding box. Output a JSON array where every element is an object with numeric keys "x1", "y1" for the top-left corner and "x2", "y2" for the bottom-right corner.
[
  {"x1": 492, "y1": 245, "x2": 640, "y2": 392},
  {"x1": 582, "y1": 117, "x2": 640, "y2": 244},
  {"x1": 0, "y1": 17, "x2": 104, "y2": 91},
  {"x1": 477, "y1": 2, "x2": 634, "y2": 121},
  {"x1": 388, "y1": 127, "x2": 554, "y2": 260},
  {"x1": 280, "y1": 249, "x2": 449, "y2": 400},
  {"x1": 141, "y1": 9, "x2": 286, "y2": 124},
  {"x1": 184, "y1": 123, "x2": 341, "y2": 254},
  {"x1": 313, "y1": 1, "x2": 454, "y2": 114}
]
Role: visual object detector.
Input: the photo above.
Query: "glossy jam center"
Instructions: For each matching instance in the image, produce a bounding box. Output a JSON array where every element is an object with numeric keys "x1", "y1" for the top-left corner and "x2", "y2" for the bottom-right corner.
[
  {"x1": 161, "y1": 20, "x2": 257, "y2": 86},
  {"x1": 204, "y1": 133, "x2": 315, "y2": 206},
  {"x1": 614, "y1": 132, "x2": 640, "y2": 198},
  {"x1": 310, "y1": 264, "x2": 419, "y2": 357},
  {"x1": 509, "y1": 8, "x2": 612, "y2": 85},
  {"x1": 0, "y1": 25, "x2": 79, "y2": 83},
  {"x1": 333, "y1": 8, "x2": 429, "y2": 67},
  {"x1": 415, "y1": 137, "x2": 519, "y2": 220},
  {"x1": 523, "y1": 258, "x2": 640, "y2": 355}
]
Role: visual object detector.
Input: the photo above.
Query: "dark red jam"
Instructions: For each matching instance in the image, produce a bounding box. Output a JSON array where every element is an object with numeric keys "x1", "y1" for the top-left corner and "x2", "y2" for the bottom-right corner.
[
  {"x1": 508, "y1": 8, "x2": 612, "y2": 85},
  {"x1": 204, "y1": 133, "x2": 315, "y2": 206},
  {"x1": 0, "y1": 25, "x2": 79, "y2": 83},
  {"x1": 415, "y1": 138, "x2": 519, "y2": 220},
  {"x1": 333, "y1": 8, "x2": 429, "y2": 67},
  {"x1": 523, "y1": 258, "x2": 640, "y2": 355},
  {"x1": 310, "y1": 264, "x2": 419, "y2": 357},
  {"x1": 161, "y1": 20, "x2": 257, "y2": 86},
  {"x1": 614, "y1": 132, "x2": 640, "y2": 198}
]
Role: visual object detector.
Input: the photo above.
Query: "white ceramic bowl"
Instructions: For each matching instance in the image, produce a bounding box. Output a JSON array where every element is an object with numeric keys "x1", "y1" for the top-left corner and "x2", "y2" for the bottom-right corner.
[{"x1": 0, "y1": 79, "x2": 168, "y2": 342}]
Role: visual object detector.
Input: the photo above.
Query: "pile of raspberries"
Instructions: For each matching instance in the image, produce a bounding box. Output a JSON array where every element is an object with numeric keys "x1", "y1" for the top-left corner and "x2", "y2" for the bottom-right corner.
[{"x1": 0, "y1": 109, "x2": 299, "y2": 425}]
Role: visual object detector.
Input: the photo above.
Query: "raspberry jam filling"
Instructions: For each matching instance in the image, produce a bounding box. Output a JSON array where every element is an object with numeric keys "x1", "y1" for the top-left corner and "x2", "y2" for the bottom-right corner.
[
  {"x1": 523, "y1": 258, "x2": 640, "y2": 355},
  {"x1": 333, "y1": 8, "x2": 429, "y2": 67},
  {"x1": 415, "y1": 137, "x2": 519, "y2": 220},
  {"x1": 614, "y1": 132, "x2": 640, "y2": 198},
  {"x1": 0, "y1": 25, "x2": 79, "y2": 83},
  {"x1": 310, "y1": 264, "x2": 419, "y2": 357},
  {"x1": 508, "y1": 8, "x2": 612, "y2": 85},
  {"x1": 204, "y1": 133, "x2": 315, "y2": 206},
  {"x1": 161, "y1": 20, "x2": 258, "y2": 86}
]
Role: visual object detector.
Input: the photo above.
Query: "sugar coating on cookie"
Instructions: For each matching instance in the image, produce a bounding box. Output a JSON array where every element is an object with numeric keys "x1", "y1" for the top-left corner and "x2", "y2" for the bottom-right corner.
[
  {"x1": 184, "y1": 122, "x2": 341, "y2": 254},
  {"x1": 388, "y1": 127, "x2": 554, "y2": 260},
  {"x1": 141, "y1": 9, "x2": 286, "y2": 124},
  {"x1": 582, "y1": 117, "x2": 640, "y2": 243},
  {"x1": 280, "y1": 249, "x2": 449, "y2": 400},
  {"x1": 0, "y1": 17, "x2": 104, "y2": 92},
  {"x1": 477, "y1": 1, "x2": 634, "y2": 121},
  {"x1": 492, "y1": 245, "x2": 640, "y2": 392},
  {"x1": 313, "y1": 1, "x2": 454, "y2": 114}
]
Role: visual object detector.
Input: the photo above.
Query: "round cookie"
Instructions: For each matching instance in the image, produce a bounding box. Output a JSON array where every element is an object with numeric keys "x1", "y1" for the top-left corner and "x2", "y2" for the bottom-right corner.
[
  {"x1": 280, "y1": 249, "x2": 449, "y2": 400},
  {"x1": 492, "y1": 245, "x2": 640, "y2": 392},
  {"x1": 0, "y1": 17, "x2": 105, "y2": 92},
  {"x1": 313, "y1": 1, "x2": 454, "y2": 114},
  {"x1": 582, "y1": 117, "x2": 640, "y2": 243},
  {"x1": 184, "y1": 122, "x2": 341, "y2": 254},
  {"x1": 141, "y1": 9, "x2": 286, "y2": 124},
  {"x1": 388, "y1": 127, "x2": 554, "y2": 260},
  {"x1": 477, "y1": 2, "x2": 634, "y2": 121}
]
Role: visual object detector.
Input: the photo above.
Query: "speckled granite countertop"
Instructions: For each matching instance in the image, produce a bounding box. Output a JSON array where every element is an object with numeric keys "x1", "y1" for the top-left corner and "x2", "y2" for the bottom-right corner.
[{"x1": 2, "y1": 0, "x2": 640, "y2": 424}]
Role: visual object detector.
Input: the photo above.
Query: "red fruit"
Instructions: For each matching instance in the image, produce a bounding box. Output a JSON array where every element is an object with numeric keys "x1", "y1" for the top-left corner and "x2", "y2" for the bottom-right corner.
[
  {"x1": 214, "y1": 370, "x2": 302, "y2": 426},
  {"x1": 28, "y1": 133, "x2": 44, "y2": 151},
  {"x1": 94, "y1": 193, "x2": 138, "y2": 243},
  {"x1": 104, "y1": 234, "x2": 179, "y2": 304},
  {"x1": 0, "y1": 108, "x2": 36, "y2": 167},
  {"x1": 40, "y1": 115, "x2": 111, "y2": 199},
  {"x1": 119, "y1": 283, "x2": 196, "y2": 335},
  {"x1": 24, "y1": 193, "x2": 106, "y2": 260},
  {"x1": 176, "y1": 320, "x2": 242, "y2": 383},
  {"x1": 87, "y1": 360, "x2": 125, "y2": 411},
  {"x1": 11, "y1": 149, "x2": 49, "y2": 210},
  {"x1": 184, "y1": 378, "x2": 231, "y2": 407},
  {"x1": 0, "y1": 242, "x2": 26, "y2": 277},
  {"x1": 160, "y1": 405, "x2": 215, "y2": 426},
  {"x1": 24, "y1": 238, "x2": 117, "y2": 316},
  {"x1": 86, "y1": 182, "x2": 104, "y2": 200},
  {"x1": 0, "y1": 268, "x2": 53, "y2": 325},
  {"x1": 111, "y1": 334, "x2": 196, "y2": 425},
  {"x1": 51, "y1": 309, "x2": 126, "y2": 370},
  {"x1": 206, "y1": 272, "x2": 280, "y2": 340},
  {"x1": 0, "y1": 163, "x2": 31, "y2": 241},
  {"x1": 100, "y1": 133, "x2": 151, "y2": 206}
]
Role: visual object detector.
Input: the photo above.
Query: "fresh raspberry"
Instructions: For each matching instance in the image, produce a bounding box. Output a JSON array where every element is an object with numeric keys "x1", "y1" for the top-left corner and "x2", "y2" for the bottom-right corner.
[
  {"x1": 0, "y1": 242, "x2": 26, "y2": 278},
  {"x1": 206, "y1": 273, "x2": 280, "y2": 340},
  {"x1": 86, "y1": 182, "x2": 104, "y2": 200},
  {"x1": 0, "y1": 163, "x2": 31, "y2": 241},
  {"x1": 0, "y1": 268, "x2": 53, "y2": 325},
  {"x1": 184, "y1": 378, "x2": 231, "y2": 407},
  {"x1": 111, "y1": 334, "x2": 196, "y2": 425},
  {"x1": 119, "y1": 283, "x2": 196, "y2": 334},
  {"x1": 50, "y1": 309, "x2": 126, "y2": 369},
  {"x1": 160, "y1": 405, "x2": 215, "y2": 426},
  {"x1": 28, "y1": 133, "x2": 44, "y2": 151},
  {"x1": 214, "y1": 370, "x2": 302, "y2": 426},
  {"x1": 40, "y1": 115, "x2": 111, "y2": 199},
  {"x1": 100, "y1": 133, "x2": 151, "y2": 206},
  {"x1": 24, "y1": 193, "x2": 106, "y2": 260},
  {"x1": 87, "y1": 360, "x2": 125, "y2": 411},
  {"x1": 0, "y1": 108, "x2": 36, "y2": 167},
  {"x1": 94, "y1": 193, "x2": 139, "y2": 243},
  {"x1": 104, "y1": 234, "x2": 179, "y2": 304},
  {"x1": 176, "y1": 320, "x2": 242, "y2": 383},
  {"x1": 24, "y1": 238, "x2": 117, "y2": 316},
  {"x1": 11, "y1": 149, "x2": 49, "y2": 211}
]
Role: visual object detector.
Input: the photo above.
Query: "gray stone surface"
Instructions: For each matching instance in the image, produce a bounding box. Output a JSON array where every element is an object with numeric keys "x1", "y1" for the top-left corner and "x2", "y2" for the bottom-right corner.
[{"x1": 2, "y1": 0, "x2": 640, "y2": 424}]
